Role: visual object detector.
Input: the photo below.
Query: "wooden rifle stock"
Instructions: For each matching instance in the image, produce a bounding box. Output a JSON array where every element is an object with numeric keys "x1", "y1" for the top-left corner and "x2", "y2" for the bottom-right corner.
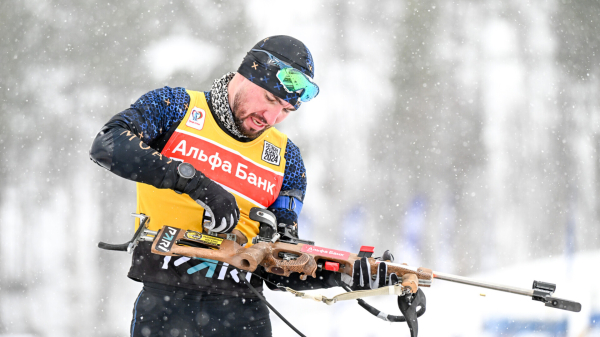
[
  {"x1": 150, "y1": 226, "x2": 433, "y2": 286},
  {"x1": 99, "y1": 221, "x2": 580, "y2": 313}
]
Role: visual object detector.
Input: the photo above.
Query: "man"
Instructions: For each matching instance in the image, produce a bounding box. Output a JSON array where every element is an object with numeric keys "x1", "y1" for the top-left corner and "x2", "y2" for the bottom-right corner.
[{"x1": 90, "y1": 36, "x2": 395, "y2": 337}]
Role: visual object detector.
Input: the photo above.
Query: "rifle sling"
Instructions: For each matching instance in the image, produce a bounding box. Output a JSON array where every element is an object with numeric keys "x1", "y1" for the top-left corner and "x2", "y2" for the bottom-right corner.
[{"x1": 283, "y1": 284, "x2": 408, "y2": 305}]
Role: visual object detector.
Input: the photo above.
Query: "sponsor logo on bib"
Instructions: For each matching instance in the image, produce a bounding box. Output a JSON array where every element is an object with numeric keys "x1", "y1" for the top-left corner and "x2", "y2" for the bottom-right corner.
[
  {"x1": 164, "y1": 132, "x2": 284, "y2": 208},
  {"x1": 186, "y1": 107, "x2": 206, "y2": 130}
]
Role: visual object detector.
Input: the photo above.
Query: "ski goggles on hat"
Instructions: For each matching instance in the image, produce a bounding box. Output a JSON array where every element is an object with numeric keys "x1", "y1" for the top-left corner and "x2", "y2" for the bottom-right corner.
[{"x1": 251, "y1": 49, "x2": 320, "y2": 103}]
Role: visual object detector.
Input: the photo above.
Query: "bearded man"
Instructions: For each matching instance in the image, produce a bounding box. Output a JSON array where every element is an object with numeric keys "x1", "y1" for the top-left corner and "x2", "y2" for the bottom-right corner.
[{"x1": 90, "y1": 36, "x2": 320, "y2": 337}]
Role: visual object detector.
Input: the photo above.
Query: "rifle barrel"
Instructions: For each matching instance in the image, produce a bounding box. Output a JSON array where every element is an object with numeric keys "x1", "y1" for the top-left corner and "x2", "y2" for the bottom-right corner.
[{"x1": 433, "y1": 271, "x2": 534, "y2": 297}]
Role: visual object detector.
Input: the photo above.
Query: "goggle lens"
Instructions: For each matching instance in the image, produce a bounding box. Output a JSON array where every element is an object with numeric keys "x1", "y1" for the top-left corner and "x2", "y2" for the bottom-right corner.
[{"x1": 277, "y1": 68, "x2": 320, "y2": 102}]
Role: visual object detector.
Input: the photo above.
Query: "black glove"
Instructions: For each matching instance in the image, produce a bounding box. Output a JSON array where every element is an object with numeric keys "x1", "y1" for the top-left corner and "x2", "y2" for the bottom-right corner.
[
  {"x1": 351, "y1": 251, "x2": 399, "y2": 290},
  {"x1": 180, "y1": 170, "x2": 240, "y2": 233}
]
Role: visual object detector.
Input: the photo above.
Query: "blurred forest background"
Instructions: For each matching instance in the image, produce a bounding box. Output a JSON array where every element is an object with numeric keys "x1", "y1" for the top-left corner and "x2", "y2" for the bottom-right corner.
[{"x1": 0, "y1": 0, "x2": 599, "y2": 336}]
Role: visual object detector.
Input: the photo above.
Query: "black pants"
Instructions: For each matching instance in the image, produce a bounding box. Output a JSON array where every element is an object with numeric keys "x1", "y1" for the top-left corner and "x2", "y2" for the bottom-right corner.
[{"x1": 130, "y1": 283, "x2": 272, "y2": 337}]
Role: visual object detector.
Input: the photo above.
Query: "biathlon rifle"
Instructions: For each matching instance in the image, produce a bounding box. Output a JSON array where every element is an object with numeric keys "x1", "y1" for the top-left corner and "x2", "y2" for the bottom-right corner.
[{"x1": 98, "y1": 209, "x2": 581, "y2": 337}]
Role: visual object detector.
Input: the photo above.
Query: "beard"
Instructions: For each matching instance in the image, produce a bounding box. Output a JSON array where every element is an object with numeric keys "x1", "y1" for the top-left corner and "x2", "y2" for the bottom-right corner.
[{"x1": 231, "y1": 88, "x2": 271, "y2": 139}]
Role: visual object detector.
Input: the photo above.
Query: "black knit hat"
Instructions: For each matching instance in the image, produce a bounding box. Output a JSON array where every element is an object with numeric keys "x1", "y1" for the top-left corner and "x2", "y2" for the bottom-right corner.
[{"x1": 237, "y1": 35, "x2": 316, "y2": 109}]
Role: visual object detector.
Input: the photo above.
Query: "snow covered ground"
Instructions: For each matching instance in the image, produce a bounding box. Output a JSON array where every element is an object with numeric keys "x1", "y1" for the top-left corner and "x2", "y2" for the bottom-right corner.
[{"x1": 267, "y1": 249, "x2": 600, "y2": 337}]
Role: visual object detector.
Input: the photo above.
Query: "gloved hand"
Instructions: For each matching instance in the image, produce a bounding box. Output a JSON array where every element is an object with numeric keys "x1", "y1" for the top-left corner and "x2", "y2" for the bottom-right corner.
[
  {"x1": 351, "y1": 250, "x2": 399, "y2": 290},
  {"x1": 180, "y1": 170, "x2": 240, "y2": 233}
]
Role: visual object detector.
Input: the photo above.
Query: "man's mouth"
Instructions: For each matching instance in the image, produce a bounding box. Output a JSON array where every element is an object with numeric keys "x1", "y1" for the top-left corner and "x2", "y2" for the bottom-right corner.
[
  {"x1": 250, "y1": 116, "x2": 267, "y2": 129},
  {"x1": 233, "y1": 110, "x2": 271, "y2": 138}
]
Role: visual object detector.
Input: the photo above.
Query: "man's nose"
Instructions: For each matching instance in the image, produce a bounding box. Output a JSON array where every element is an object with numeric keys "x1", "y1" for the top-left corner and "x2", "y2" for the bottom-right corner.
[{"x1": 262, "y1": 107, "x2": 284, "y2": 126}]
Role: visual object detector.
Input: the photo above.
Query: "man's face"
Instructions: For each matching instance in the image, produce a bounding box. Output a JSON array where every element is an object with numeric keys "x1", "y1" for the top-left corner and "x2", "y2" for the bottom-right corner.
[{"x1": 231, "y1": 79, "x2": 296, "y2": 139}]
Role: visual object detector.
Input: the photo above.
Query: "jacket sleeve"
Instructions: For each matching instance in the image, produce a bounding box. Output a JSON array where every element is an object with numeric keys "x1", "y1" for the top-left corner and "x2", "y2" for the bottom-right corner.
[
  {"x1": 267, "y1": 139, "x2": 307, "y2": 230},
  {"x1": 89, "y1": 86, "x2": 191, "y2": 188}
]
